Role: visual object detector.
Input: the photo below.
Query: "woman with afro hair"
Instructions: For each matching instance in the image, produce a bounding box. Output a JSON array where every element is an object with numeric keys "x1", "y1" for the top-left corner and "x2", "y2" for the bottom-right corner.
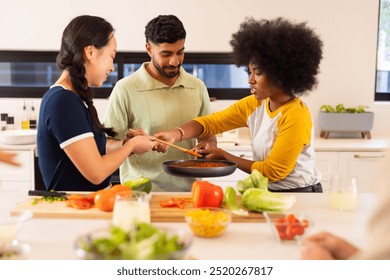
[{"x1": 155, "y1": 17, "x2": 323, "y2": 192}]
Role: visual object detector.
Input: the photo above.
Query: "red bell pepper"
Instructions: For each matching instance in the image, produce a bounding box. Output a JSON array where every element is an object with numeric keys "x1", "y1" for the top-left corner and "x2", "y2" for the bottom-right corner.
[{"x1": 191, "y1": 180, "x2": 223, "y2": 208}]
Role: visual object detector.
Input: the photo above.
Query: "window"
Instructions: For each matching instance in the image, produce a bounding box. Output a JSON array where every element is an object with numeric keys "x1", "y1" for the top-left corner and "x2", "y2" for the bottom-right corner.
[
  {"x1": 0, "y1": 51, "x2": 250, "y2": 100},
  {"x1": 376, "y1": 0, "x2": 390, "y2": 101}
]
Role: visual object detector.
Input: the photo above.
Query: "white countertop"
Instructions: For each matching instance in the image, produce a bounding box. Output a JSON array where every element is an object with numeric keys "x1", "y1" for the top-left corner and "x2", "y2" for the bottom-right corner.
[
  {"x1": 0, "y1": 143, "x2": 36, "y2": 151},
  {"x1": 218, "y1": 137, "x2": 390, "y2": 152},
  {"x1": 0, "y1": 191, "x2": 377, "y2": 260},
  {"x1": 313, "y1": 137, "x2": 390, "y2": 151}
]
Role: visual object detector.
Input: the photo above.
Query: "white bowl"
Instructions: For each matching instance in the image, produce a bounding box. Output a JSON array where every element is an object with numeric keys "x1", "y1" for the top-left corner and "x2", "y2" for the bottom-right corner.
[{"x1": 0, "y1": 129, "x2": 37, "y2": 145}]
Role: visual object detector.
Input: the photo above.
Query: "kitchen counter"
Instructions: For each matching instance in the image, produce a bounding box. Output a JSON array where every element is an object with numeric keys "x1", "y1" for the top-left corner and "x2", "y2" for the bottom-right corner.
[
  {"x1": 0, "y1": 143, "x2": 36, "y2": 151},
  {"x1": 0, "y1": 191, "x2": 377, "y2": 260},
  {"x1": 218, "y1": 136, "x2": 390, "y2": 152},
  {"x1": 314, "y1": 137, "x2": 390, "y2": 152}
]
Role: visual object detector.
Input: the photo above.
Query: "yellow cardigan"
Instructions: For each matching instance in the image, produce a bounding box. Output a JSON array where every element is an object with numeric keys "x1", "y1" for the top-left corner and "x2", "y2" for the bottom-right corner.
[{"x1": 194, "y1": 95, "x2": 320, "y2": 190}]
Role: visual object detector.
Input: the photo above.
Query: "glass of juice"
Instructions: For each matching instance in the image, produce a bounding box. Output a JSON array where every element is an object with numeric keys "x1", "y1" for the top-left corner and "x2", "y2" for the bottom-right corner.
[
  {"x1": 112, "y1": 190, "x2": 151, "y2": 232},
  {"x1": 328, "y1": 175, "x2": 359, "y2": 211}
]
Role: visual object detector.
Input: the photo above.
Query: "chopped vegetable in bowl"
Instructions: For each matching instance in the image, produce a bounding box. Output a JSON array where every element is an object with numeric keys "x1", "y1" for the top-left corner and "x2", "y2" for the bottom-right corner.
[
  {"x1": 75, "y1": 223, "x2": 191, "y2": 260},
  {"x1": 185, "y1": 208, "x2": 231, "y2": 238},
  {"x1": 264, "y1": 212, "x2": 312, "y2": 243}
]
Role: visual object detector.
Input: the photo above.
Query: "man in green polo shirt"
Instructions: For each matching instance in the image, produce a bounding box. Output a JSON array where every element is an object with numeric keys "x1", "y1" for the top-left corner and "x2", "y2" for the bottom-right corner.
[{"x1": 104, "y1": 15, "x2": 215, "y2": 191}]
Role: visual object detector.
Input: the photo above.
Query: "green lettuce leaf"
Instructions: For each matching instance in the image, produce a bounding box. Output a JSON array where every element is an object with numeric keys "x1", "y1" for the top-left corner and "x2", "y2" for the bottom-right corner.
[
  {"x1": 241, "y1": 188, "x2": 296, "y2": 212},
  {"x1": 250, "y1": 169, "x2": 268, "y2": 190},
  {"x1": 223, "y1": 186, "x2": 248, "y2": 216},
  {"x1": 235, "y1": 169, "x2": 269, "y2": 194}
]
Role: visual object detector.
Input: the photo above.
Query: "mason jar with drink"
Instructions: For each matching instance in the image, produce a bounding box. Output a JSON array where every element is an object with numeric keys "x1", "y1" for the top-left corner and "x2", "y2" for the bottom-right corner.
[{"x1": 112, "y1": 190, "x2": 151, "y2": 232}]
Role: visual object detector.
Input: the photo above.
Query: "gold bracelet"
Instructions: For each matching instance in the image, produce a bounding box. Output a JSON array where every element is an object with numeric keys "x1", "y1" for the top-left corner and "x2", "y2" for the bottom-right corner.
[{"x1": 175, "y1": 127, "x2": 185, "y2": 141}]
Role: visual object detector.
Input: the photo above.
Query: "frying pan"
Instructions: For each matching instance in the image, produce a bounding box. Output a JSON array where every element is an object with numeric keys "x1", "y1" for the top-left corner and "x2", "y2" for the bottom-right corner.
[{"x1": 162, "y1": 159, "x2": 237, "y2": 177}]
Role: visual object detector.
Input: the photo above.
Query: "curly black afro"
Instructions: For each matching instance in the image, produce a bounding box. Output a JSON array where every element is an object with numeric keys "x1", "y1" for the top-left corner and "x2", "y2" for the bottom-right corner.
[{"x1": 230, "y1": 17, "x2": 323, "y2": 96}]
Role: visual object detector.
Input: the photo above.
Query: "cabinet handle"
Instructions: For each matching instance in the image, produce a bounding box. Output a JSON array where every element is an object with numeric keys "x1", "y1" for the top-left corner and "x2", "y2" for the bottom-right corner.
[
  {"x1": 354, "y1": 154, "x2": 386, "y2": 159},
  {"x1": 239, "y1": 154, "x2": 246, "y2": 158}
]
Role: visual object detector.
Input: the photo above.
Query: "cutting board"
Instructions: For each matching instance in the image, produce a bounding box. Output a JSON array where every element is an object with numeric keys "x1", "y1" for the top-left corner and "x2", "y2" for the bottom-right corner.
[{"x1": 10, "y1": 193, "x2": 266, "y2": 222}]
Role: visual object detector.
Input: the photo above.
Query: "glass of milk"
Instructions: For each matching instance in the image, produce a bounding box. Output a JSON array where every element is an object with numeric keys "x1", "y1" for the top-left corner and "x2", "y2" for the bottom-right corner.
[
  {"x1": 328, "y1": 175, "x2": 359, "y2": 211},
  {"x1": 112, "y1": 190, "x2": 151, "y2": 232}
]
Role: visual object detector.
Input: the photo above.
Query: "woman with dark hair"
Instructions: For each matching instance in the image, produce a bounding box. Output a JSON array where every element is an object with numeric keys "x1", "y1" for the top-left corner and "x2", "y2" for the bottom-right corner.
[
  {"x1": 37, "y1": 15, "x2": 156, "y2": 191},
  {"x1": 156, "y1": 17, "x2": 323, "y2": 192}
]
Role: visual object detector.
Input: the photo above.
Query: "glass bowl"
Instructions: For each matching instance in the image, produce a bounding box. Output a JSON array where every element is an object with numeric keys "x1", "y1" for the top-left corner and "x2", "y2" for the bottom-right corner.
[
  {"x1": 0, "y1": 240, "x2": 31, "y2": 260},
  {"x1": 75, "y1": 223, "x2": 192, "y2": 260},
  {"x1": 263, "y1": 212, "x2": 312, "y2": 243},
  {"x1": 0, "y1": 211, "x2": 32, "y2": 249},
  {"x1": 185, "y1": 208, "x2": 231, "y2": 238}
]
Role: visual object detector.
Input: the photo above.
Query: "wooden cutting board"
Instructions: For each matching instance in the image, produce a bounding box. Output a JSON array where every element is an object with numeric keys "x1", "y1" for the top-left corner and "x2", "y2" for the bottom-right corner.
[{"x1": 10, "y1": 193, "x2": 266, "y2": 222}]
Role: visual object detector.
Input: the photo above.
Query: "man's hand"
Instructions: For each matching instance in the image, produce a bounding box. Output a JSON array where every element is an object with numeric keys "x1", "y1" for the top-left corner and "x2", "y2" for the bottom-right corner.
[
  {"x1": 300, "y1": 231, "x2": 359, "y2": 260},
  {"x1": 122, "y1": 128, "x2": 147, "y2": 145}
]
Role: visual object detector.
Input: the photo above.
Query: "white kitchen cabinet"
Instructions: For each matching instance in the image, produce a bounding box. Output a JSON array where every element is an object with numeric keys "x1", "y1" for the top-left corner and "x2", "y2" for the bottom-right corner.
[
  {"x1": 338, "y1": 151, "x2": 387, "y2": 192},
  {"x1": 315, "y1": 152, "x2": 339, "y2": 191},
  {"x1": 315, "y1": 151, "x2": 387, "y2": 192},
  {"x1": 0, "y1": 147, "x2": 35, "y2": 191}
]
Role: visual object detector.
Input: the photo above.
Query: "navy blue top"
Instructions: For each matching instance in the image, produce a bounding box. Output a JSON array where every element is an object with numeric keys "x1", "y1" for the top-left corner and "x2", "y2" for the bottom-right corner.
[{"x1": 37, "y1": 86, "x2": 110, "y2": 191}]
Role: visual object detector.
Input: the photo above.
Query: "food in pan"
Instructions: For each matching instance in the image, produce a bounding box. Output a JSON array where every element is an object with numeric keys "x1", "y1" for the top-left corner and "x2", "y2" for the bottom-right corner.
[
  {"x1": 162, "y1": 160, "x2": 237, "y2": 177},
  {"x1": 169, "y1": 160, "x2": 230, "y2": 168}
]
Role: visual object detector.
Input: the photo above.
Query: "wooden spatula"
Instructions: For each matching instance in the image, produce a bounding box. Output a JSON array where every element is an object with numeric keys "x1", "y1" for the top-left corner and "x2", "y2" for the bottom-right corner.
[{"x1": 154, "y1": 138, "x2": 203, "y2": 158}]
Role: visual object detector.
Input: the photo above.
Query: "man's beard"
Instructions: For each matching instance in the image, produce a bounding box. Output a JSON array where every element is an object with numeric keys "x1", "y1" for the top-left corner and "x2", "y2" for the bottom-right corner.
[{"x1": 153, "y1": 60, "x2": 180, "y2": 78}]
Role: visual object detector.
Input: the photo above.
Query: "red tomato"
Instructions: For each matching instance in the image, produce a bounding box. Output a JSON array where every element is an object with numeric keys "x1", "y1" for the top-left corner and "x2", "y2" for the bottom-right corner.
[
  {"x1": 94, "y1": 189, "x2": 115, "y2": 212},
  {"x1": 273, "y1": 214, "x2": 307, "y2": 240},
  {"x1": 300, "y1": 219, "x2": 309, "y2": 228},
  {"x1": 191, "y1": 180, "x2": 223, "y2": 208},
  {"x1": 291, "y1": 225, "x2": 304, "y2": 235}
]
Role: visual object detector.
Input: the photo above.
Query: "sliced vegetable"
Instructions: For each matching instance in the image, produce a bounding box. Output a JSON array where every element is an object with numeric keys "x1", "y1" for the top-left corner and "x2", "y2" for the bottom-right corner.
[
  {"x1": 185, "y1": 208, "x2": 230, "y2": 238},
  {"x1": 65, "y1": 193, "x2": 94, "y2": 210},
  {"x1": 66, "y1": 198, "x2": 92, "y2": 210},
  {"x1": 241, "y1": 188, "x2": 295, "y2": 212},
  {"x1": 159, "y1": 198, "x2": 189, "y2": 209},
  {"x1": 273, "y1": 214, "x2": 309, "y2": 241},
  {"x1": 42, "y1": 195, "x2": 67, "y2": 202},
  {"x1": 67, "y1": 194, "x2": 94, "y2": 204},
  {"x1": 223, "y1": 186, "x2": 248, "y2": 216},
  {"x1": 192, "y1": 180, "x2": 223, "y2": 208},
  {"x1": 123, "y1": 177, "x2": 152, "y2": 193}
]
